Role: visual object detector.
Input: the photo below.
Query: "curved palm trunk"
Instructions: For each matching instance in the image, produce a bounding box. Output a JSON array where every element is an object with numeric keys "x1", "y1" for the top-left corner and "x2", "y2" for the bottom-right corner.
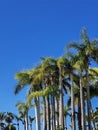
[
  {"x1": 70, "y1": 73, "x2": 76, "y2": 130},
  {"x1": 59, "y1": 67, "x2": 64, "y2": 129},
  {"x1": 35, "y1": 97, "x2": 40, "y2": 130},
  {"x1": 80, "y1": 72, "x2": 86, "y2": 130}
]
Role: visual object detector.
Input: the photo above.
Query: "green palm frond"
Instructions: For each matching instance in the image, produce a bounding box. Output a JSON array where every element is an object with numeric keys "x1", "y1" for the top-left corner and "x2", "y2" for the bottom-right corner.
[
  {"x1": 64, "y1": 106, "x2": 71, "y2": 117},
  {"x1": 66, "y1": 42, "x2": 80, "y2": 51},
  {"x1": 14, "y1": 72, "x2": 31, "y2": 94},
  {"x1": 89, "y1": 68, "x2": 98, "y2": 77},
  {"x1": 91, "y1": 39, "x2": 98, "y2": 46},
  {"x1": 81, "y1": 28, "x2": 90, "y2": 45},
  {"x1": 16, "y1": 102, "x2": 29, "y2": 117}
]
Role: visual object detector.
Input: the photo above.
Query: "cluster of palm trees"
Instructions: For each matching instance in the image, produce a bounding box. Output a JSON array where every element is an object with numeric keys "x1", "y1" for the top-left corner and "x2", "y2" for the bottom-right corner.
[
  {"x1": 0, "y1": 112, "x2": 18, "y2": 130},
  {"x1": 0, "y1": 111, "x2": 35, "y2": 130},
  {"x1": 14, "y1": 28, "x2": 98, "y2": 130}
]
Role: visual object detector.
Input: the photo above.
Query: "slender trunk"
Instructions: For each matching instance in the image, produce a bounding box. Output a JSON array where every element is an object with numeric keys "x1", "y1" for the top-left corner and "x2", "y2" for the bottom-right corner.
[
  {"x1": 51, "y1": 90, "x2": 56, "y2": 130},
  {"x1": 86, "y1": 68, "x2": 92, "y2": 130},
  {"x1": 70, "y1": 73, "x2": 76, "y2": 130},
  {"x1": 51, "y1": 78, "x2": 56, "y2": 130},
  {"x1": 78, "y1": 88, "x2": 82, "y2": 130},
  {"x1": 35, "y1": 97, "x2": 40, "y2": 130},
  {"x1": 59, "y1": 67, "x2": 64, "y2": 129},
  {"x1": 51, "y1": 95, "x2": 53, "y2": 130},
  {"x1": 80, "y1": 72, "x2": 86, "y2": 130},
  {"x1": 43, "y1": 97, "x2": 47, "y2": 130},
  {"x1": 24, "y1": 120, "x2": 26, "y2": 130},
  {"x1": 52, "y1": 95, "x2": 56, "y2": 130},
  {"x1": 46, "y1": 95, "x2": 50, "y2": 130},
  {"x1": 25, "y1": 112, "x2": 29, "y2": 130},
  {"x1": 55, "y1": 97, "x2": 59, "y2": 128}
]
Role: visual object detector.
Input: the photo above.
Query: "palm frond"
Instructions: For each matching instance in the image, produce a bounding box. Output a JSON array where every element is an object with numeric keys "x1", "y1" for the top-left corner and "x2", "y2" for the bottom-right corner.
[{"x1": 66, "y1": 42, "x2": 80, "y2": 51}]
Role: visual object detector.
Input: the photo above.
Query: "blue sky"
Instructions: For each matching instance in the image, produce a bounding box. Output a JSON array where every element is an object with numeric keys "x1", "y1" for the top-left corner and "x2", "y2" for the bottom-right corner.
[{"x1": 0, "y1": 0, "x2": 98, "y2": 129}]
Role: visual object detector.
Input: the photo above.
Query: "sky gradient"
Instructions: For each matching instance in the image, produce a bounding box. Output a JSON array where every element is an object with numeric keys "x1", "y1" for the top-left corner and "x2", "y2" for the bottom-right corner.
[{"x1": 0, "y1": 0, "x2": 98, "y2": 129}]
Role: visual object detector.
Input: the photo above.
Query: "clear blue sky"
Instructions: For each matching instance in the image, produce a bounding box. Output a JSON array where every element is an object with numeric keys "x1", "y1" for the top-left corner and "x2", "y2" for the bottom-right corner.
[{"x1": 0, "y1": 0, "x2": 98, "y2": 129}]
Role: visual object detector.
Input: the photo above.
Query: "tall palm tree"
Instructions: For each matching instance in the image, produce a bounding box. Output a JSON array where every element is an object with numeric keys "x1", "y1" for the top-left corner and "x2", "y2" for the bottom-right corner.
[
  {"x1": 28, "y1": 57, "x2": 60, "y2": 130},
  {"x1": 57, "y1": 57, "x2": 65, "y2": 130},
  {"x1": 57, "y1": 55, "x2": 77, "y2": 130},
  {"x1": 40, "y1": 57, "x2": 59, "y2": 130},
  {"x1": 15, "y1": 69, "x2": 41, "y2": 130},
  {"x1": 66, "y1": 28, "x2": 98, "y2": 130}
]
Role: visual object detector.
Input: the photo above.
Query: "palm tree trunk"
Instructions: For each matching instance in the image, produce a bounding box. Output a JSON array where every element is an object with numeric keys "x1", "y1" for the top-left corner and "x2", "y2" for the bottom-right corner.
[
  {"x1": 59, "y1": 67, "x2": 64, "y2": 129},
  {"x1": 25, "y1": 112, "x2": 29, "y2": 130},
  {"x1": 70, "y1": 73, "x2": 76, "y2": 130},
  {"x1": 51, "y1": 95, "x2": 53, "y2": 130},
  {"x1": 86, "y1": 68, "x2": 92, "y2": 130},
  {"x1": 46, "y1": 95, "x2": 50, "y2": 130},
  {"x1": 51, "y1": 94, "x2": 56, "y2": 130},
  {"x1": 52, "y1": 95, "x2": 56, "y2": 130},
  {"x1": 55, "y1": 97, "x2": 59, "y2": 128},
  {"x1": 78, "y1": 88, "x2": 81, "y2": 130},
  {"x1": 43, "y1": 97, "x2": 47, "y2": 130},
  {"x1": 35, "y1": 97, "x2": 40, "y2": 130},
  {"x1": 80, "y1": 72, "x2": 86, "y2": 130}
]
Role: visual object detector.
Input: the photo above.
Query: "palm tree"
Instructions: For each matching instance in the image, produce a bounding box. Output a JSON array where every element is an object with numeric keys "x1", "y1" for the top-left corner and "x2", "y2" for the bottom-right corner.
[
  {"x1": 16, "y1": 102, "x2": 29, "y2": 130},
  {"x1": 57, "y1": 57, "x2": 65, "y2": 130},
  {"x1": 57, "y1": 56, "x2": 75, "y2": 130},
  {"x1": 27, "y1": 57, "x2": 60, "y2": 130},
  {"x1": 4, "y1": 112, "x2": 16, "y2": 130},
  {"x1": 14, "y1": 70, "x2": 41, "y2": 130},
  {"x1": 66, "y1": 28, "x2": 98, "y2": 130},
  {"x1": 28, "y1": 67, "x2": 43, "y2": 130},
  {"x1": 40, "y1": 57, "x2": 59, "y2": 130},
  {"x1": 73, "y1": 58, "x2": 86, "y2": 130}
]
